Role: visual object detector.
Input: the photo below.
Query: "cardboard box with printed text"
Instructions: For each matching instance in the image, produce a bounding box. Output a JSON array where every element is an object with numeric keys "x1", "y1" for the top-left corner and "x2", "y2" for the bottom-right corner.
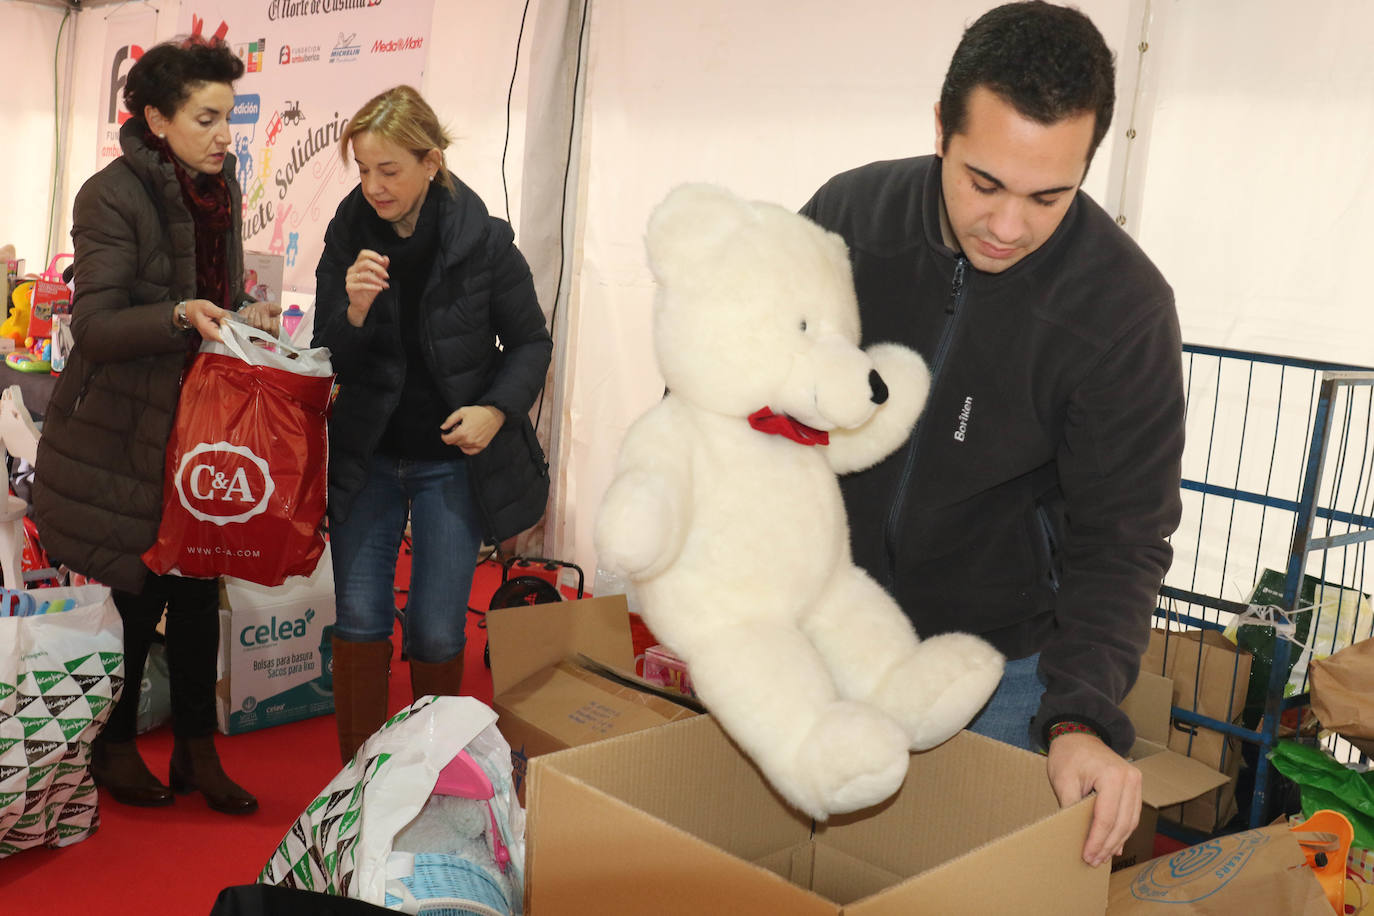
[{"x1": 486, "y1": 595, "x2": 699, "y2": 799}]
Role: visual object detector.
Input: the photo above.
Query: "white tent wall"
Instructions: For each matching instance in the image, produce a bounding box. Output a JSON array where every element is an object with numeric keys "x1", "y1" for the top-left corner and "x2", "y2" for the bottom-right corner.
[
  {"x1": 4, "y1": 1, "x2": 1372, "y2": 595},
  {"x1": 1134, "y1": 0, "x2": 1374, "y2": 367},
  {"x1": 2, "y1": 2, "x2": 76, "y2": 272}
]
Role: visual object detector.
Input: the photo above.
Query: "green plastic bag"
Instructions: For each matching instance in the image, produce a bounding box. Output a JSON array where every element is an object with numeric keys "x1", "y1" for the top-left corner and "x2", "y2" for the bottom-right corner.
[{"x1": 1268, "y1": 740, "x2": 1374, "y2": 850}]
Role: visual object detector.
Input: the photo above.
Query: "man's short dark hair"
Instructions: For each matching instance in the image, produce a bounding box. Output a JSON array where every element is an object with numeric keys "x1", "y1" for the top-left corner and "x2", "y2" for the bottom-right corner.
[
  {"x1": 939, "y1": 1, "x2": 1116, "y2": 165},
  {"x1": 124, "y1": 38, "x2": 245, "y2": 121}
]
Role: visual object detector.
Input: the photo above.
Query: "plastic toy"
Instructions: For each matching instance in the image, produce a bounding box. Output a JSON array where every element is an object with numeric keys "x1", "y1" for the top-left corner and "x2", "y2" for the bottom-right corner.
[
  {"x1": 6, "y1": 337, "x2": 51, "y2": 373},
  {"x1": 2, "y1": 281, "x2": 33, "y2": 345}
]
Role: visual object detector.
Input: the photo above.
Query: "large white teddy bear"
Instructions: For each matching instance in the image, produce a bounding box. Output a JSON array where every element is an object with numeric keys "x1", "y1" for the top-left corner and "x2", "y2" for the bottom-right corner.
[{"x1": 594, "y1": 184, "x2": 1006, "y2": 820}]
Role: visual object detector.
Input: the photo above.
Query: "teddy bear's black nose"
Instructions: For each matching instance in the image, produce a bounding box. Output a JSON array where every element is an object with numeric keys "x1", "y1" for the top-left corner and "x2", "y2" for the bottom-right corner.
[{"x1": 869, "y1": 370, "x2": 888, "y2": 405}]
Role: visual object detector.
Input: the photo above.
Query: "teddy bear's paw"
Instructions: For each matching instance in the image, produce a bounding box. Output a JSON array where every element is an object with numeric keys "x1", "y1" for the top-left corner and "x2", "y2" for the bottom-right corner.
[
  {"x1": 826, "y1": 343, "x2": 930, "y2": 474},
  {"x1": 869, "y1": 633, "x2": 1006, "y2": 751},
  {"x1": 794, "y1": 702, "x2": 910, "y2": 818},
  {"x1": 592, "y1": 470, "x2": 679, "y2": 578}
]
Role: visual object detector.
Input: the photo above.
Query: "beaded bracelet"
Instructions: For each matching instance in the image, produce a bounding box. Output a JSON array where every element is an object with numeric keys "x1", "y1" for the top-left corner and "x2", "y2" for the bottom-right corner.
[{"x1": 1048, "y1": 721, "x2": 1098, "y2": 742}]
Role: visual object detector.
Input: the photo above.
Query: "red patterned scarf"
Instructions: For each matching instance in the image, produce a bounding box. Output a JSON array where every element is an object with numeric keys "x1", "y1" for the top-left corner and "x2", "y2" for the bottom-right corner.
[{"x1": 148, "y1": 130, "x2": 233, "y2": 310}]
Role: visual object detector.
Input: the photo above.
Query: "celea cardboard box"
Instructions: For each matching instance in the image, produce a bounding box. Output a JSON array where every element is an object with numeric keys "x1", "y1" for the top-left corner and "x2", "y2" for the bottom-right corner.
[
  {"x1": 215, "y1": 546, "x2": 336, "y2": 735},
  {"x1": 526, "y1": 716, "x2": 1106, "y2": 914},
  {"x1": 486, "y1": 595, "x2": 700, "y2": 799}
]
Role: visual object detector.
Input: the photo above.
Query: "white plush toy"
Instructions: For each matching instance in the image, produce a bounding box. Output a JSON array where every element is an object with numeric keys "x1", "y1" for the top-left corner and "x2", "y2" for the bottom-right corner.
[{"x1": 594, "y1": 184, "x2": 1006, "y2": 821}]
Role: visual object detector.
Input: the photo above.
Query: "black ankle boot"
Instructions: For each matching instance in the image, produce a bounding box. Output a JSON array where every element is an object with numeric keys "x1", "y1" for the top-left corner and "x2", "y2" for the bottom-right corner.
[
  {"x1": 169, "y1": 735, "x2": 258, "y2": 815},
  {"x1": 90, "y1": 738, "x2": 174, "y2": 807}
]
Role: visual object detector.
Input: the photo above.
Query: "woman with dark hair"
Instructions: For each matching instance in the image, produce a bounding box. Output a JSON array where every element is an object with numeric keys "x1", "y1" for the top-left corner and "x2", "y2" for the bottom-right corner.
[
  {"x1": 315, "y1": 85, "x2": 551, "y2": 763},
  {"x1": 33, "y1": 37, "x2": 279, "y2": 815}
]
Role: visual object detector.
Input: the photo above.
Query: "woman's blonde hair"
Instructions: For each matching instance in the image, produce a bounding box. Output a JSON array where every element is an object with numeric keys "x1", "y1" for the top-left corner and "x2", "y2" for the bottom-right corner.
[{"x1": 340, "y1": 85, "x2": 456, "y2": 192}]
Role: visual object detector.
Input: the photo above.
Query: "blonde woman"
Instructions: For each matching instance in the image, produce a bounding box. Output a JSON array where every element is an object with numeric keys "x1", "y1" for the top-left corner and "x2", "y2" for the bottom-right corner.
[{"x1": 314, "y1": 86, "x2": 551, "y2": 762}]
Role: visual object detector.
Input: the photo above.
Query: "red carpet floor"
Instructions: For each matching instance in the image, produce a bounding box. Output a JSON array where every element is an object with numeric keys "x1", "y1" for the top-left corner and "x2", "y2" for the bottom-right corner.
[{"x1": 0, "y1": 555, "x2": 507, "y2": 916}]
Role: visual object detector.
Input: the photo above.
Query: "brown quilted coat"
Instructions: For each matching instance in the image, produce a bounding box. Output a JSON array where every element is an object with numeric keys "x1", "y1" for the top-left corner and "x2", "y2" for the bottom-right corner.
[{"x1": 32, "y1": 118, "x2": 252, "y2": 593}]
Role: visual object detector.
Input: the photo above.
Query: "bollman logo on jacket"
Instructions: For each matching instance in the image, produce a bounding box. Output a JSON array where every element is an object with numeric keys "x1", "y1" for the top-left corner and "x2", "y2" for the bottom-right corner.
[{"x1": 174, "y1": 442, "x2": 275, "y2": 526}]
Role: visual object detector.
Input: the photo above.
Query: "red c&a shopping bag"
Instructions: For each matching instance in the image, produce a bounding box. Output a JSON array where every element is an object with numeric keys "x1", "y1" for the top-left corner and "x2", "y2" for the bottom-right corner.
[{"x1": 142, "y1": 320, "x2": 334, "y2": 586}]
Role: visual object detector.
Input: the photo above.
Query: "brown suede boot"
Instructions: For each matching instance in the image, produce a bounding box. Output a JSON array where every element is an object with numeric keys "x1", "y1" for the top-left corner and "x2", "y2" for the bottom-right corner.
[
  {"x1": 409, "y1": 653, "x2": 465, "y2": 701},
  {"x1": 169, "y1": 734, "x2": 258, "y2": 815},
  {"x1": 332, "y1": 636, "x2": 393, "y2": 764},
  {"x1": 90, "y1": 737, "x2": 173, "y2": 807}
]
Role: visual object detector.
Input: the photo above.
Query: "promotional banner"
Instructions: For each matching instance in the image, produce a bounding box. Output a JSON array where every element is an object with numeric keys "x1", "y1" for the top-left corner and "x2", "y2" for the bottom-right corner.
[
  {"x1": 178, "y1": 1, "x2": 434, "y2": 293},
  {"x1": 95, "y1": 6, "x2": 159, "y2": 171}
]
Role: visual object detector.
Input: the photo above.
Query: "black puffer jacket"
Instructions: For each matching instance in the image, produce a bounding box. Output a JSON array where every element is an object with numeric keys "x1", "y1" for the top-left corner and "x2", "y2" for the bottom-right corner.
[
  {"x1": 33, "y1": 119, "x2": 252, "y2": 594},
  {"x1": 313, "y1": 176, "x2": 552, "y2": 534},
  {"x1": 802, "y1": 156, "x2": 1184, "y2": 753}
]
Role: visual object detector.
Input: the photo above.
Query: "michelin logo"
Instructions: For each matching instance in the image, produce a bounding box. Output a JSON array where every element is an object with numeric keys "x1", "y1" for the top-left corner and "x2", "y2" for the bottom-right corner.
[{"x1": 953, "y1": 396, "x2": 973, "y2": 442}]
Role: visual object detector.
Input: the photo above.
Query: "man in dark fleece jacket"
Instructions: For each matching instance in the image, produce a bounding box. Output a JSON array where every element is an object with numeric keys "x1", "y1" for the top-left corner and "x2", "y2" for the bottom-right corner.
[{"x1": 802, "y1": 2, "x2": 1184, "y2": 868}]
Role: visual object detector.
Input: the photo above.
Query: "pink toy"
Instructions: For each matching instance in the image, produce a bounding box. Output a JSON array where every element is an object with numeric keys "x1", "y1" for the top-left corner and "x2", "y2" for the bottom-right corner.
[{"x1": 433, "y1": 750, "x2": 511, "y2": 873}]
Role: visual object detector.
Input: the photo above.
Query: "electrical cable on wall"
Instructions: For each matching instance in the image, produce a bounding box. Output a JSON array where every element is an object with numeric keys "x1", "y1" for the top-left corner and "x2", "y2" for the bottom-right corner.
[{"x1": 500, "y1": 0, "x2": 533, "y2": 227}]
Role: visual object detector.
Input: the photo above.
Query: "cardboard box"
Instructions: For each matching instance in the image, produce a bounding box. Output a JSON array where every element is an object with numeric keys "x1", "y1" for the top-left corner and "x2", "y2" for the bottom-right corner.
[
  {"x1": 526, "y1": 715, "x2": 1106, "y2": 914},
  {"x1": 215, "y1": 547, "x2": 336, "y2": 735},
  {"x1": 1112, "y1": 670, "x2": 1233, "y2": 871},
  {"x1": 486, "y1": 595, "x2": 700, "y2": 799},
  {"x1": 1140, "y1": 628, "x2": 1253, "y2": 832}
]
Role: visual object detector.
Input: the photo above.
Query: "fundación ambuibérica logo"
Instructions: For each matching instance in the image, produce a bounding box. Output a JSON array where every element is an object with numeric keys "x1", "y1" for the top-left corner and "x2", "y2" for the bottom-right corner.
[{"x1": 174, "y1": 441, "x2": 276, "y2": 526}]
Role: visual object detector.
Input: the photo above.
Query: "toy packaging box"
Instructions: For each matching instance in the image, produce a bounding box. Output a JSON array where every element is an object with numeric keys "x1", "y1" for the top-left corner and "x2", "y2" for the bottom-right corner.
[
  {"x1": 215, "y1": 546, "x2": 336, "y2": 735},
  {"x1": 642, "y1": 642, "x2": 695, "y2": 697}
]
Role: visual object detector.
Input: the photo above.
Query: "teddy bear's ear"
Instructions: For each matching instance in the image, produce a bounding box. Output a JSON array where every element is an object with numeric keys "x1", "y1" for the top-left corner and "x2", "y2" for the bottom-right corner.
[{"x1": 645, "y1": 183, "x2": 758, "y2": 286}]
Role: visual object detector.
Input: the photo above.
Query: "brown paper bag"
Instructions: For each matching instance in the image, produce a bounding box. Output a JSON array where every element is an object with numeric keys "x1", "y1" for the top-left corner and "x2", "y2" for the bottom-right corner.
[
  {"x1": 1141, "y1": 629, "x2": 1254, "y2": 831},
  {"x1": 1310, "y1": 635, "x2": 1374, "y2": 756},
  {"x1": 1106, "y1": 824, "x2": 1330, "y2": 914}
]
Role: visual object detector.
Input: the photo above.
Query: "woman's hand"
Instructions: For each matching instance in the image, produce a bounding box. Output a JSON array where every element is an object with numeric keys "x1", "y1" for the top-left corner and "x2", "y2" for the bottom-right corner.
[
  {"x1": 236, "y1": 300, "x2": 283, "y2": 336},
  {"x1": 345, "y1": 249, "x2": 390, "y2": 327},
  {"x1": 440, "y1": 405, "x2": 506, "y2": 455},
  {"x1": 184, "y1": 298, "x2": 230, "y2": 342}
]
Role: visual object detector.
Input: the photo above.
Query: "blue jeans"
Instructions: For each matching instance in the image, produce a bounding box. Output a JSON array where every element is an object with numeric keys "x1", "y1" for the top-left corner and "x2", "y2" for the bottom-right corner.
[
  {"x1": 330, "y1": 455, "x2": 483, "y2": 664},
  {"x1": 966, "y1": 652, "x2": 1046, "y2": 751}
]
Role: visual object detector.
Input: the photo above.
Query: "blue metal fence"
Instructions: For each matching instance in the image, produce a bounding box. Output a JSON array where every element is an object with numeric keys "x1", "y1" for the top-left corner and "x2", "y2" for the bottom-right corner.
[{"x1": 1152, "y1": 344, "x2": 1374, "y2": 833}]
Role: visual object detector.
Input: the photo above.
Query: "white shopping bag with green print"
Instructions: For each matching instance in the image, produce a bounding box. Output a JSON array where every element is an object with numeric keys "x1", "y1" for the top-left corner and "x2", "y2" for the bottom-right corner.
[
  {"x1": 260, "y1": 695, "x2": 525, "y2": 914},
  {"x1": 0, "y1": 584, "x2": 123, "y2": 858}
]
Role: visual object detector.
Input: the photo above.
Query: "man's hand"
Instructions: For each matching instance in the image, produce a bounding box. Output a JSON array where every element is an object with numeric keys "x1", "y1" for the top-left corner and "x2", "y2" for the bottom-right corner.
[{"x1": 1046, "y1": 732, "x2": 1142, "y2": 867}]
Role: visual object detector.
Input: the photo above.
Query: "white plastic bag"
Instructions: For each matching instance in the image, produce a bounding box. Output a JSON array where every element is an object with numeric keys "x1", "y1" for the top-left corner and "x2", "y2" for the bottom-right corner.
[
  {"x1": 204, "y1": 316, "x2": 334, "y2": 377},
  {"x1": 259, "y1": 696, "x2": 525, "y2": 913},
  {"x1": 0, "y1": 585, "x2": 122, "y2": 857}
]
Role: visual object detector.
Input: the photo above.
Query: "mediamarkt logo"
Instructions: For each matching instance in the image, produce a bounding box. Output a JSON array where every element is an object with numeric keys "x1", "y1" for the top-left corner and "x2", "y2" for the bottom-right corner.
[
  {"x1": 174, "y1": 442, "x2": 275, "y2": 526},
  {"x1": 372, "y1": 36, "x2": 423, "y2": 53}
]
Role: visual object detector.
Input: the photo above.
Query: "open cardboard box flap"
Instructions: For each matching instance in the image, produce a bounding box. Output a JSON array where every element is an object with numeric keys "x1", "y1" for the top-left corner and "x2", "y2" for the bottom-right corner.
[
  {"x1": 1120, "y1": 670, "x2": 1233, "y2": 809},
  {"x1": 487, "y1": 593, "x2": 636, "y2": 695}
]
